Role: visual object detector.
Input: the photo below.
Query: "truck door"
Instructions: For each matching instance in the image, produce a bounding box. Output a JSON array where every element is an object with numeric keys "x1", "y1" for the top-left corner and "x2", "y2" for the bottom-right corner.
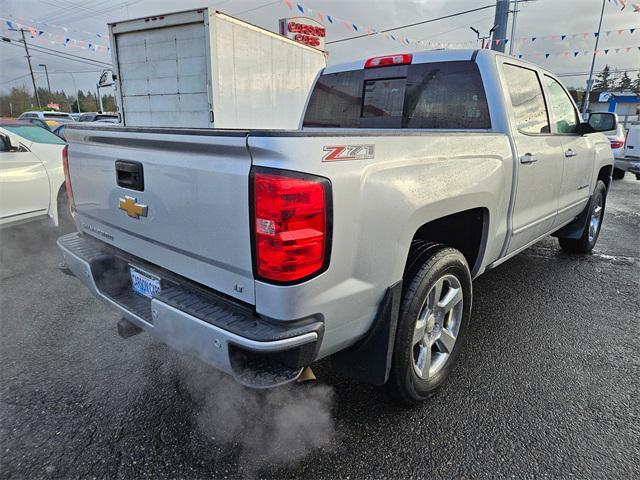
[
  {"x1": 541, "y1": 74, "x2": 594, "y2": 228},
  {"x1": 501, "y1": 63, "x2": 565, "y2": 254}
]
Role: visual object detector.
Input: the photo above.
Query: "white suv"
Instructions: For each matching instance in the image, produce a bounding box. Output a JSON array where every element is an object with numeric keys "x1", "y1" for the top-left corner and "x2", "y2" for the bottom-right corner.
[{"x1": 18, "y1": 111, "x2": 74, "y2": 122}]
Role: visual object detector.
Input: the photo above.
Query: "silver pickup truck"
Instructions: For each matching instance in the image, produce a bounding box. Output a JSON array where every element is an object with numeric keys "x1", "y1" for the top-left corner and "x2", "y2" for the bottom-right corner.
[{"x1": 58, "y1": 49, "x2": 616, "y2": 403}]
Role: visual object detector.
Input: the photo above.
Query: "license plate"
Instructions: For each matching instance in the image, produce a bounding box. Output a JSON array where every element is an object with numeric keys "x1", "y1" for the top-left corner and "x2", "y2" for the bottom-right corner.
[{"x1": 129, "y1": 266, "x2": 161, "y2": 299}]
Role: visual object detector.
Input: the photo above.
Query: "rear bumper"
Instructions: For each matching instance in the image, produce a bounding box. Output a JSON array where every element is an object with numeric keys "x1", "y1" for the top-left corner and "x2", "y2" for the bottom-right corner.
[
  {"x1": 57, "y1": 232, "x2": 322, "y2": 388},
  {"x1": 615, "y1": 156, "x2": 640, "y2": 174}
]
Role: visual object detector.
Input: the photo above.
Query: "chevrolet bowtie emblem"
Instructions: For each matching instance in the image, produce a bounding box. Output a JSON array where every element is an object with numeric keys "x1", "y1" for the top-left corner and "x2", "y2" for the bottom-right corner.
[{"x1": 118, "y1": 196, "x2": 148, "y2": 219}]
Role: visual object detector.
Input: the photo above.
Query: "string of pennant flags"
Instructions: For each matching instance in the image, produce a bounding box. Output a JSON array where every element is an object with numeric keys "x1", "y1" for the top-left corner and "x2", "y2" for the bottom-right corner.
[
  {"x1": 281, "y1": 0, "x2": 639, "y2": 51},
  {"x1": 1, "y1": 18, "x2": 110, "y2": 54},
  {"x1": 5, "y1": 14, "x2": 106, "y2": 40},
  {"x1": 608, "y1": 0, "x2": 640, "y2": 12},
  {"x1": 516, "y1": 45, "x2": 640, "y2": 61},
  {"x1": 0, "y1": 0, "x2": 638, "y2": 59}
]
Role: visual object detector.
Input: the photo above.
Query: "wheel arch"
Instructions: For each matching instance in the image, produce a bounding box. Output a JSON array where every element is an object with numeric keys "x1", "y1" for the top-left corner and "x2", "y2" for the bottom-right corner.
[{"x1": 408, "y1": 207, "x2": 490, "y2": 277}]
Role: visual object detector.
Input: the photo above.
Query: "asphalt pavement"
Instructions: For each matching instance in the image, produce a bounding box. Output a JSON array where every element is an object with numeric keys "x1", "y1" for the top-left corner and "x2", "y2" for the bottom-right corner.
[{"x1": 1, "y1": 177, "x2": 638, "y2": 479}]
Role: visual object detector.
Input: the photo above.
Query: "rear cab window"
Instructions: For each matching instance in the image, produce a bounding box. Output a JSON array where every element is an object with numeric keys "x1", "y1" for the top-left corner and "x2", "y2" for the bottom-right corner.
[{"x1": 303, "y1": 60, "x2": 491, "y2": 130}]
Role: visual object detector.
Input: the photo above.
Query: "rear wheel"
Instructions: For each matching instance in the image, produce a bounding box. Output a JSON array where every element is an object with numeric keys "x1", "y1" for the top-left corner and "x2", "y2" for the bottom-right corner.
[
  {"x1": 389, "y1": 243, "x2": 472, "y2": 403},
  {"x1": 558, "y1": 180, "x2": 606, "y2": 254},
  {"x1": 612, "y1": 168, "x2": 625, "y2": 180}
]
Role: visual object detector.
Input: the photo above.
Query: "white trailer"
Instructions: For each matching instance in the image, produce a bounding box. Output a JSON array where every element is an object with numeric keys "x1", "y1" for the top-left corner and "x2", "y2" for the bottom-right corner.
[{"x1": 108, "y1": 8, "x2": 327, "y2": 129}]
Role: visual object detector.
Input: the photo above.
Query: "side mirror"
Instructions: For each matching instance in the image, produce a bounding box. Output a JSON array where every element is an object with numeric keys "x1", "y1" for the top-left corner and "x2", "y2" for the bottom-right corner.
[
  {"x1": 0, "y1": 133, "x2": 17, "y2": 152},
  {"x1": 587, "y1": 112, "x2": 618, "y2": 133}
]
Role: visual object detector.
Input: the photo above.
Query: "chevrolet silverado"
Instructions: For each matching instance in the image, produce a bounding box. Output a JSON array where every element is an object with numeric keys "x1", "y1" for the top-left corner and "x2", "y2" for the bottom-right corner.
[{"x1": 58, "y1": 49, "x2": 616, "y2": 403}]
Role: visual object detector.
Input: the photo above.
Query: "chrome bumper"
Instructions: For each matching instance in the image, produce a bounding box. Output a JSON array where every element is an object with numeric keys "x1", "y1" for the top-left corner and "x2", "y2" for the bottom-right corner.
[{"x1": 57, "y1": 232, "x2": 320, "y2": 388}]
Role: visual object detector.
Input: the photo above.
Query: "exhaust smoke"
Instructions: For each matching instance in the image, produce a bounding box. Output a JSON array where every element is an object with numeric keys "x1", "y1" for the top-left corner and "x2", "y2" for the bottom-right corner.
[{"x1": 176, "y1": 358, "x2": 335, "y2": 476}]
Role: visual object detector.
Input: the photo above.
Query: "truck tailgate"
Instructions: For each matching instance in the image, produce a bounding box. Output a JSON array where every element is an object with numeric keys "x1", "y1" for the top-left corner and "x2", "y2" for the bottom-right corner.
[{"x1": 64, "y1": 126, "x2": 255, "y2": 304}]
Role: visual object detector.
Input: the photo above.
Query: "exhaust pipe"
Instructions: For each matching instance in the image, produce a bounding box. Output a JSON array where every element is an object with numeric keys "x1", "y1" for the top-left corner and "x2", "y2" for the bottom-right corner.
[{"x1": 297, "y1": 366, "x2": 316, "y2": 384}]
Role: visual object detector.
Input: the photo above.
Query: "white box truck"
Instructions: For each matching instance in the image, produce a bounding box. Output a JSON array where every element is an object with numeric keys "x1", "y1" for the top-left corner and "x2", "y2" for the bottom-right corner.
[{"x1": 108, "y1": 8, "x2": 327, "y2": 129}]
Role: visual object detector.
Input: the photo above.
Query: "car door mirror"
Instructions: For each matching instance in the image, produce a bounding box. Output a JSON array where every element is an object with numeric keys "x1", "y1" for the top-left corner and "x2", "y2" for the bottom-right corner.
[
  {"x1": 586, "y1": 112, "x2": 618, "y2": 133},
  {"x1": 0, "y1": 133, "x2": 17, "y2": 152}
]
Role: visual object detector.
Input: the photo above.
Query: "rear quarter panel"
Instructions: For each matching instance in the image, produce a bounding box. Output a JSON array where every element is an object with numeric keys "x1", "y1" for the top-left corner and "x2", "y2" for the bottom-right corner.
[{"x1": 248, "y1": 132, "x2": 512, "y2": 357}]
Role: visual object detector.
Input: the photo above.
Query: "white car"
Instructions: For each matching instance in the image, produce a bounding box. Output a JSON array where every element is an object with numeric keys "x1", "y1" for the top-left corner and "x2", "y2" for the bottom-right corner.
[
  {"x1": 0, "y1": 119, "x2": 70, "y2": 227},
  {"x1": 607, "y1": 123, "x2": 626, "y2": 159},
  {"x1": 614, "y1": 123, "x2": 640, "y2": 179}
]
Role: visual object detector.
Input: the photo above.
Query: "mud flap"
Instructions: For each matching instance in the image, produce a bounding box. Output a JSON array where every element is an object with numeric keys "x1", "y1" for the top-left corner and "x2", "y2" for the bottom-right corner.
[
  {"x1": 331, "y1": 281, "x2": 402, "y2": 386},
  {"x1": 553, "y1": 192, "x2": 595, "y2": 240}
]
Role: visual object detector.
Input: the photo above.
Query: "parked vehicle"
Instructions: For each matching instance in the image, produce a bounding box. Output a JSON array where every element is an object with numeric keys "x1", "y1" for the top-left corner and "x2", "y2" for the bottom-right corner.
[
  {"x1": 19, "y1": 110, "x2": 74, "y2": 123},
  {"x1": 606, "y1": 122, "x2": 626, "y2": 157},
  {"x1": 23, "y1": 117, "x2": 75, "y2": 131},
  {"x1": 614, "y1": 123, "x2": 640, "y2": 179},
  {"x1": 78, "y1": 112, "x2": 119, "y2": 123},
  {"x1": 70, "y1": 113, "x2": 81, "y2": 121},
  {"x1": 0, "y1": 119, "x2": 70, "y2": 227},
  {"x1": 108, "y1": 8, "x2": 326, "y2": 129},
  {"x1": 58, "y1": 49, "x2": 616, "y2": 402},
  {"x1": 53, "y1": 121, "x2": 110, "y2": 141}
]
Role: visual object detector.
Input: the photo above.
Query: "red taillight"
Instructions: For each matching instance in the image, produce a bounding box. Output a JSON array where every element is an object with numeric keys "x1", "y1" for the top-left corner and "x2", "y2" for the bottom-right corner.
[
  {"x1": 62, "y1": 145, "x2": 75, "y2": 211},
  {"x1": 364, "y1": 53, "x2": 412, "y2": 69},
  {"x1": 252, "y1": 169, "x2": 331, "y2": 283},
  {"x1": 610, "y1": 139, "x2": 624, "y2": 149}
]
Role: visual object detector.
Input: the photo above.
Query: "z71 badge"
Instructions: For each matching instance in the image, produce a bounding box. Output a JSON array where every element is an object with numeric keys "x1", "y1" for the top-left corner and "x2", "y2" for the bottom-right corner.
[{"x1": 322, "y1": 144, "x2": 375, "y2": 162}]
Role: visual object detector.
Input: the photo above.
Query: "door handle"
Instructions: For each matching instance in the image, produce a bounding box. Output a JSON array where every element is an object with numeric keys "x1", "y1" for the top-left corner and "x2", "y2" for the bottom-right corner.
[
  {"x1": 520, "y1": 153, "x2": 537, "y2": 164},
  {"x1": 565, "y1": 149, "x2": 577, "y2": 158}
]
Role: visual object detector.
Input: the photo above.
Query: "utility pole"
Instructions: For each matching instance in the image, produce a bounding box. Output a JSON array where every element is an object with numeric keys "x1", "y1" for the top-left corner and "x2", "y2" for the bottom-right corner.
[
  {"x1": 509, "y1": 0, "x2": 520, "y2": 56},
  {"x1": 491, "y1": 0, "x2": 510, "y2": 52},
  {"x1": 39, "y1": 63, "x2": 52, "y2": 103},
  {"x1": 581, "y1": 0, "x2": 606, "y2": 115},
  {"x1": 14, "y1": 28, "x2": 41, "y2": 108}
]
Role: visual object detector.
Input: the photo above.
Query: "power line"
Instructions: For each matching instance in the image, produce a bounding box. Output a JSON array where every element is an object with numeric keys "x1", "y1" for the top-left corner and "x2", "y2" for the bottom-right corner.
[
  {"x1": 326, "y1": 4, "x2": 495, "y2": 45},
  {"x1": 232, "y1": 0, "x2": 282, "y2": 16},
  {"x1": 0, "y1": 73, "x2": 34, "y2": 85},
  {"x1": 557, "y1": 68, "x2": 640, "y2": 78},
  {"x1": 1, "y1": 38, "x2": 111, "y2": 68}
]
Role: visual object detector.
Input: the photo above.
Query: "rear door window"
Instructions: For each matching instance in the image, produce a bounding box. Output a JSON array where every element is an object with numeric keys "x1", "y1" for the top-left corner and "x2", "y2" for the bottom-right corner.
[
  {"x1": 303, "y1": 61, "x2": 491, "y2": 129},
  {"x1": 502, "y1": 64, "x2": 550, "y2": 134}
]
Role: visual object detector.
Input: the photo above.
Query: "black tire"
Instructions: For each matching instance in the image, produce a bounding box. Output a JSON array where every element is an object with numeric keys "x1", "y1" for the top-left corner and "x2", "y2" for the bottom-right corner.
[
  {"x1": 389, "y1": 243, "x2": 472, "y2": 404},
  {"x1": 612, "y1": 168, "x2": 625, "y2": 180},
  {"x1": 57, "y1": 187, "x2": 74, "y2": 232},
  {"x1": 558, "y1": 180, "x2": 606, "y2": 254}
]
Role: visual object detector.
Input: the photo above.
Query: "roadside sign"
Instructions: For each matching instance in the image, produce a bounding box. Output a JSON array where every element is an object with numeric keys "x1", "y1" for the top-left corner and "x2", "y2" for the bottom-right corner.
[
  {"x1": 279, "y1": 17, "x2": 326, "y2": 51},
  {"x1": 46, "y1": 103, "x2": 59, "y2": 110}
]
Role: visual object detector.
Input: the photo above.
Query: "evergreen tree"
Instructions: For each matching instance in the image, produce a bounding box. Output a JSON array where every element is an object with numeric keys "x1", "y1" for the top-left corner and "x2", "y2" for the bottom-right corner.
[
  {"x1": 616, "y1": 72, "x2": 633, "y2": 91},
  {"x1": 632, "y1": 73, "x2": 640, "y2": 95},
  {"x1": 593, "y1": 65, "x2": 612, "y2": 91}
]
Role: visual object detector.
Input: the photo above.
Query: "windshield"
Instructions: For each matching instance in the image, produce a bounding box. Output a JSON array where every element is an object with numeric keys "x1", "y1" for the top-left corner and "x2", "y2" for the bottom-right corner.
[{"x1": 3, "y1": 126, "x2": 66, "y2": 145}]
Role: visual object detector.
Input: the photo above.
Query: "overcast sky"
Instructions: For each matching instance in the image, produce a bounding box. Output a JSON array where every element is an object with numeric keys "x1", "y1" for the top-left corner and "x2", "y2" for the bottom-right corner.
[{"x1": 1, "y1": 0, "x2": 638, "y2": 98}]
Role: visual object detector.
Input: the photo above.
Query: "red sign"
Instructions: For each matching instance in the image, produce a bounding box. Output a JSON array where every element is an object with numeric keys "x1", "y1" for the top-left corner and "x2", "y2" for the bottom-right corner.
[{"x1": 279, "y1": 17, "x2": 326, "y2": 51}]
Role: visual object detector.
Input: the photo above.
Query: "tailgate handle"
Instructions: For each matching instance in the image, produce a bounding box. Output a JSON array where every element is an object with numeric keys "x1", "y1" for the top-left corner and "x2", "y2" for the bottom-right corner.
[{"x1": 115, "y1": 160, "x2": 144, "y2": 191}]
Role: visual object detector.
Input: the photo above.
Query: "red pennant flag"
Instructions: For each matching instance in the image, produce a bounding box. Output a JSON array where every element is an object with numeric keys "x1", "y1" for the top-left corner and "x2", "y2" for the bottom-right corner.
[
  {"x1": 283, "y1": 0, "x2": 293, "y2": 10},
  {"x1": 495, "y1": 38, "x2": 501, "y2": 46},
  {"x1": 316, "y1": 12, "x2": 324, "y2": 23},
  {"x1": 583, "y1": 32, "x2": 589, "y2": 39},
  {"x1": 342, "y1": 20, "x2": 350, "y2": 31}
]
